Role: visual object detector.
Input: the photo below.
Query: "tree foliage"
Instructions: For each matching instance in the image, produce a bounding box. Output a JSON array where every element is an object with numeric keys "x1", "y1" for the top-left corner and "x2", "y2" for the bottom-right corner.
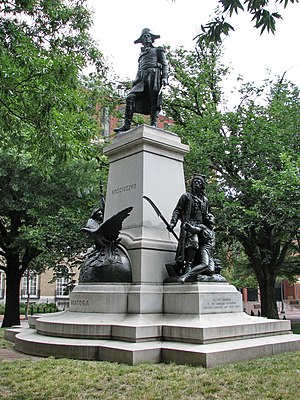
[
  {"x1": 165, "y1": 45, "x2": 300, "y2": 318},
  {"x1": 0, "y1": 0, "x2": 104, "y2": 161},
  {"x1": 165, "y1": 44, "x2": 228, "y2": 178},
  {"x1": 195, "y1": 0, "x2": 299, "y2": 44}
]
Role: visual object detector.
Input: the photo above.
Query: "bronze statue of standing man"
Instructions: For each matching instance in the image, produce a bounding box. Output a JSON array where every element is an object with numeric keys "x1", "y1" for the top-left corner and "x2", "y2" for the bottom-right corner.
[
  {"x1": 168, "y1": 175, "x2": 209, "y2": 275},
  {"x1": 114, "y1": 28, "x2": 169, "y2": 133}
]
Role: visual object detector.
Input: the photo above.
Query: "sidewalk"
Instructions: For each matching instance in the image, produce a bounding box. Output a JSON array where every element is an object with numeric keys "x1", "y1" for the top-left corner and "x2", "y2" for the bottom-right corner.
[
  {"x1": 0, "y1": 348, "x2": 42, "y2": 361},
  {"x1": 0, "y1": 320, "x2": 42, "y2": 361},
  {"x1": 281, "y1": 307, "x2": 300, "y2": 323}
]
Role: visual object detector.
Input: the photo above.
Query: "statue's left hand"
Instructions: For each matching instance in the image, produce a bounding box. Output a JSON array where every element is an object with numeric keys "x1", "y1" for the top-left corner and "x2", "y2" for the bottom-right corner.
[{"x1": 162, "y1": 79, "x2": 168, "y2": 87}]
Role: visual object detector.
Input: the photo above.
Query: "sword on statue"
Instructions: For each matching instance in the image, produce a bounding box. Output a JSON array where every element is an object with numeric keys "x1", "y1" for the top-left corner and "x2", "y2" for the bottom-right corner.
[{"x1": 143, "y1": 196, "x2": 179, "y2": 241}]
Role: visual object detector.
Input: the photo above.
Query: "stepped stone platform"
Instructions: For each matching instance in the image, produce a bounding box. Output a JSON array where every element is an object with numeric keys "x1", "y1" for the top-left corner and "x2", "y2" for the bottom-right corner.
[{"x1": 5, "y1": 282, "x2": 300, "y2": 367}]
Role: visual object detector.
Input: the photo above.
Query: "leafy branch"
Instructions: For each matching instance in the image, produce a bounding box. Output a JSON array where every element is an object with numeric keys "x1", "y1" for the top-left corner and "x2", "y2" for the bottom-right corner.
[{"x1": 195, "y1": 0, "x2": 299, "y2": 44}]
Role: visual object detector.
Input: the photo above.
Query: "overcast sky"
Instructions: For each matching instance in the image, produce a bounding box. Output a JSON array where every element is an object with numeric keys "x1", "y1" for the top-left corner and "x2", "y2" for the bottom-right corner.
[{"x1": 86, "y1": 0, "x2": 300, "y2": 105}]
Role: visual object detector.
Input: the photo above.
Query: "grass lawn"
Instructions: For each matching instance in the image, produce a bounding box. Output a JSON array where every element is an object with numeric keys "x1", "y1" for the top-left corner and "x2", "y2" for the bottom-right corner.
[
  {"x1": 0, "y1": 326, "x2": 299, "y2": 400},
  {"x1": 291, "y1": 322, "x2": 300, "y2": 334}
]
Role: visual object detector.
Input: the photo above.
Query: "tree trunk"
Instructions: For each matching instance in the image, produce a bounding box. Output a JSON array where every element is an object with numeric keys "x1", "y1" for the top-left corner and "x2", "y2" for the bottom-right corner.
[
  {"x1": 2, "y1": 256, "x2": 23, "y2": 328},
  {"x1": 25, "y1": 268, "x2": 31, "y2": 320},
  {"x1": 258, "y1": 273, "x2": 279, "y2": 319}
]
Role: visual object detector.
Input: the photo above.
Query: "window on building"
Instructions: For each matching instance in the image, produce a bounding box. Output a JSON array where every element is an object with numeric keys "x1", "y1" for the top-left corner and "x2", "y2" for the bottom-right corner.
[
  {"x1": 21, "y1": 274, "x2": 38, "y2": 298},
  {"x1": 56, "y1": 277, "x2": 69, "y2": 298}
]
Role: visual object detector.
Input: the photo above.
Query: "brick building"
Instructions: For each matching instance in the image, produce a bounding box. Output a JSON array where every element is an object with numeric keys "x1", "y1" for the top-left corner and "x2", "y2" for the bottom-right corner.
[
  {"x1": 241, "y1": 279, "x2": 300, "y2": 316},
  {"x1": 0, "y1": 268, "x2": 77, "y2": 310}
]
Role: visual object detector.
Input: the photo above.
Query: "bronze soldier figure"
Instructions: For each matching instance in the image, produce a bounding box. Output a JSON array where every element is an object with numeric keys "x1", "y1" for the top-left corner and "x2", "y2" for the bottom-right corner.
[
  {"x1": 114, "y1": 28, "x2": 168, "y2": 133},
  {"x1": 168, "y1": 174, "x2": 209, "y2": 275}
]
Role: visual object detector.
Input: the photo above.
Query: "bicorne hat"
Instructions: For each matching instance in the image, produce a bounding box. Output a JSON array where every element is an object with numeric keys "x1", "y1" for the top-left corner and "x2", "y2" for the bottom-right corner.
[{"x1": 134, "y1": 28, "x2": 160, "y2": 44}]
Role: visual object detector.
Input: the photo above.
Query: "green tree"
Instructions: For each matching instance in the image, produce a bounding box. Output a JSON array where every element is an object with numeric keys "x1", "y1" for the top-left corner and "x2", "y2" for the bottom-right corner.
[
  {"x1": 195, "y1": 0, "x2": 299, "y2": 44},
  {"x1": 164, "y1": 44, "x2": 227, "y2": 177},
  {"x1": 0, "y1": 150, "x2": 106, "y2": 327},
  {"x1": 0, "y1": 0, "x2": 103, "y2": 161},
  {"x1": 165, "y1": 46, "x2": 300, "y2": 318},
  {"x1": 0, "y1": 0, "x2": 114, "y2": 327}
]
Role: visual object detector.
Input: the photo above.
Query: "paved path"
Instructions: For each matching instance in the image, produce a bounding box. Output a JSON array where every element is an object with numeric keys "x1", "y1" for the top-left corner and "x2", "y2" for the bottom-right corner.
[
  {"x1": 1, "y1": 320, "x2": 43, "y2": 361},
  {"x1": 281, "y1": 306, "x2": 300, "y2": 323},
  {"x1": 0, "y1": 348, "x2": 42, "y2": 362}
]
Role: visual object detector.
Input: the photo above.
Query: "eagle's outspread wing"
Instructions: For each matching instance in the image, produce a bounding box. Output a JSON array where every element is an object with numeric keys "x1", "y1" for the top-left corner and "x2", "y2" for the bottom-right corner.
[{"x1": 93, "y1": 206, "x2": 133, "y2": 242}]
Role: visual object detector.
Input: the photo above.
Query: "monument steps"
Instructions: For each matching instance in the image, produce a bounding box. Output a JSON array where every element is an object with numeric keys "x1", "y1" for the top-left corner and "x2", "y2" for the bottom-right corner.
[
  {"x1": 11, "y1": 327, "x2": 300, "y2": 367},
  {"x1": 21, "y1": 310, "x2": 292, "y2": 344}
]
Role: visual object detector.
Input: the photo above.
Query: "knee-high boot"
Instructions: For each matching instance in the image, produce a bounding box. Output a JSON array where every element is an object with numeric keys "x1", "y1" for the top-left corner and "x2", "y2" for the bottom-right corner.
[
  {"x1": 150, "y1": 107, "x2": 159, "y2": 127},
  {"x1": 114, "y1": 100, "x2": 134, "y2": 133}
]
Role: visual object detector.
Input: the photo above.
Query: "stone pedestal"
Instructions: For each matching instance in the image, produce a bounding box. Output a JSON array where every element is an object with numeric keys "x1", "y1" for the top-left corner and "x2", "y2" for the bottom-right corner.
[
  {"x1": 69, "y1": 284, "x2": 130, "y2": 313},
  {"x1": 164, "y1": 283, "x2": 243, "y2": 314},
  {"x1": 69, "y1": 283, "x2": 164, "y2": 314},
  {"x1": 103, "y1": 125, "x2": 189, "y2": 284}
]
